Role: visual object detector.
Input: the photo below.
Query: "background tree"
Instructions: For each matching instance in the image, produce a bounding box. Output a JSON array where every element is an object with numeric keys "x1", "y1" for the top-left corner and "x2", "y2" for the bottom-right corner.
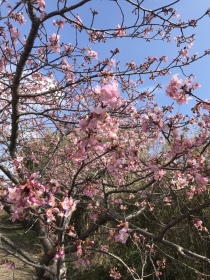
[{"x1": 0, "y1": 0, "x2": 210, "y2": 279}]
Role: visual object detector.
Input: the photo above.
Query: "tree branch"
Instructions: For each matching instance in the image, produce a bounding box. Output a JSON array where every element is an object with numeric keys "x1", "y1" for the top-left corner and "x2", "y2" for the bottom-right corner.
[
  {"x1": 158, "y1": 199, "x2": 210, "y2": 240},
  {"x1": 9, "y1": 1, "x2": 40, "y2": 158},
  {"x1": 41, "y1": 0, "x2": 91, "y2": 22}
]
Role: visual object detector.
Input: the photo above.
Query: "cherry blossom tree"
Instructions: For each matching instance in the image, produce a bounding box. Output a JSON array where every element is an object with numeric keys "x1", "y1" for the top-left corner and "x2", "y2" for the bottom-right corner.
[{"x1": 0, "y1": 0, "x2": 210, "y2": 279}]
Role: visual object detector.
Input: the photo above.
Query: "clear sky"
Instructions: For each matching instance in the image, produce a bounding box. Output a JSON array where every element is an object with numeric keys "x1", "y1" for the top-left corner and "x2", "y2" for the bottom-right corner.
[
  {"x1": 5, "y1": 0, "x2": 210, "y2": 115},
  {"x1": 68, "y1": 0, "x2": 210, "y2": 115}
]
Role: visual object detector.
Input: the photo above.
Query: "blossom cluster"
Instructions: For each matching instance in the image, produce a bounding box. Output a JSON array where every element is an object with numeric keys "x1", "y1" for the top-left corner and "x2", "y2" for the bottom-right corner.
[
  {"x1": 166, "y1": 74, "x2": 201, "y2": 104},
  {"x1": 7, "y1": 174, "x2": 79, "y2": 222}
]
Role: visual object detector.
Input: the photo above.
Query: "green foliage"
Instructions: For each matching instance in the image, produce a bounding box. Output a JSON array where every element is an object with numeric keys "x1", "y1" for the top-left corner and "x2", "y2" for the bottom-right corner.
[
  {"x1": 0, "y1": 210, "x2": 41, "y2": 254},
  {"x1": 72, "y1": 266, "x2": 111, "y2": 280}
]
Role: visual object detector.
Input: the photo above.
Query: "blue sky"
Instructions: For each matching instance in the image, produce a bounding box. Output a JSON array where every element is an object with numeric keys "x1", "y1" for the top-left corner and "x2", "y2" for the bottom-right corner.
[
  {"x1": 5, "y1": 0, "x2": 210, "y2": 115},
  {"x1": 67, "y1": 0, "x2": 210, "y2": 115}
]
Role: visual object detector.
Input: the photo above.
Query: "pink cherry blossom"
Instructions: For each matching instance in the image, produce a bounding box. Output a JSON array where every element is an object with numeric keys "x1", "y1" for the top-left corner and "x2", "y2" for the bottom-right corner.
[
  {"x1": 88, "y1": 50, "x2": 98, "y2": 59},
  {"x1": 61, "y1": 197, "x2": 80, "y2": 217},
  {"x1": 53, "y1": 19, "x2": 65, "y2": 29},
  {"x1": 95, "y1": 82, "x2": 119, "y2": 108},
  {"x1": 37, "y1": 0, "x2": 45, "y2": 12},
  {"x1": 115, "y1": 25, "x2": 126, "y2": 37},
  {"x1": 10, "y1": 27, "x2": 20, "y2": 43},
  {"x1": 54, "y1": 249, "x2": 65, "y2": 259},
  {"x1": 192, "y1": 82, "x2": 201, "y2": 89},
  {"x1": 166, "y1": 74, "x2": 191, "y2": 104},
  {"x1": 116, "y1": 222, "x2": 129, "y2": 244},
  {"x1": 48, "y1": 34, "x2": 60, "y2": 52},
  {"x1": 6, "y1": 261, "x2": 15, "y2": 270}
]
